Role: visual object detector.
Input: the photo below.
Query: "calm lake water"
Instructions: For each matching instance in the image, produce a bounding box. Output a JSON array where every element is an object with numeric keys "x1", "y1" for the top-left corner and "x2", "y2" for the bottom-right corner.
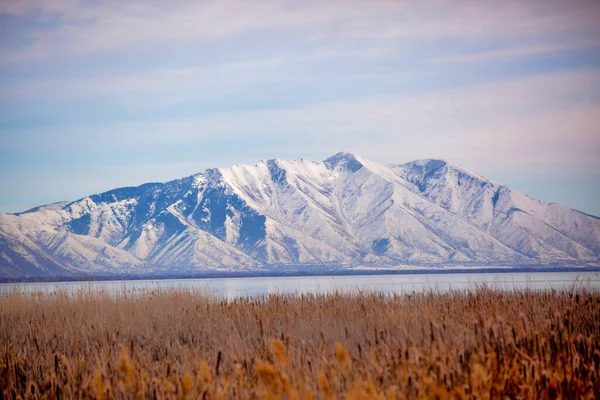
[{"x1": 1, "y1": 271, "x2": 599, "y2": 299}]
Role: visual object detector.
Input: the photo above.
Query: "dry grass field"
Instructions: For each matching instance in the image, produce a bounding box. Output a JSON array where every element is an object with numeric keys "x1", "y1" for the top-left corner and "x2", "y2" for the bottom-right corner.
[{"x1": 1, "y1": 288, "x2": 599, "y2": 399}]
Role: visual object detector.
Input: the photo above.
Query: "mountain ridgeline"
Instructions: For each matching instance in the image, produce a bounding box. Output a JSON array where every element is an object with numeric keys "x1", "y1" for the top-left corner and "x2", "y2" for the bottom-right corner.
[{"x1": 1, "y1": 152, "x2": 598, "y2": 277}]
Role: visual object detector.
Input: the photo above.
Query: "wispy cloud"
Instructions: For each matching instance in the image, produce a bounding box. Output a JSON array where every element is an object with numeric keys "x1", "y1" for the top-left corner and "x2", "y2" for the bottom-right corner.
[
  {"x1": 0, "y1": 48, "x2": 349, "y2": 100},
  {"x1": 1, "y1": 0, "x2": 599, "y2": 215},
  {"x1": 1, "y1": 0, "x2": 598, "y2": 63},
  {"x1": 4, "y1": 69, "x2": 598, "y2": 168},
  {"x1": 430, "y1": 41, "x2": 600, "y2": 64}
]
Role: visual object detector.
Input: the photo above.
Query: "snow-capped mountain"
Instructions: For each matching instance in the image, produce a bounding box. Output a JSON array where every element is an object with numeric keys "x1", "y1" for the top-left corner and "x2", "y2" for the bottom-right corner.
[{"x1": 1, "y1": 152, "x2": 598, "y2": 277}]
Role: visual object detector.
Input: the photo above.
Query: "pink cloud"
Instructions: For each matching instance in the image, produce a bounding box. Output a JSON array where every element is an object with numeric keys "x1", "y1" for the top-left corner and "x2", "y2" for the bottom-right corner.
[{"x1": 1, "y1": 0, "x2": 599, "y2": 63}]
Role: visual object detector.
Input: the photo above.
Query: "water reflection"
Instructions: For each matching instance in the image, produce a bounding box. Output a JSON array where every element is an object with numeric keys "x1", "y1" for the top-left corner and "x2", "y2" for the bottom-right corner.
[{"x1": 1, "y1": 271, "x2": 598, "y2": 299}]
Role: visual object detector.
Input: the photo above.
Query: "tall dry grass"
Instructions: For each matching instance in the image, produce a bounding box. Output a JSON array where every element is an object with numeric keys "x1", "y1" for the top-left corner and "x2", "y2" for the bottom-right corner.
[{"x1": 1, "y1": 288, "x2": 599, "y2": 399}]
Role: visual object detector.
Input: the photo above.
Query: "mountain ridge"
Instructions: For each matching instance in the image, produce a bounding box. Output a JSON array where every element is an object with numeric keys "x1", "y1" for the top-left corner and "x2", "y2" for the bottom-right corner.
[{"x1": 1, "y1": 152, "x2": 598, "y2": 277}]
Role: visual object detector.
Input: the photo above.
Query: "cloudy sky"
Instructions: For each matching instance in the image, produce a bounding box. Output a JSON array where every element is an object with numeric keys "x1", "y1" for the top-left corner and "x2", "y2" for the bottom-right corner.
[{"x1": 1, "y1": 0, "x2": 599, "y2": 215}]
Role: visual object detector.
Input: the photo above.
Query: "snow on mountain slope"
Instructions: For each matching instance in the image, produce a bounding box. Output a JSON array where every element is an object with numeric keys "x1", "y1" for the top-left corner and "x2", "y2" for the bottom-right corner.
[
  {"x1": 325, "y1": 153, "x2": 524, "y2": 263},
  {"x1": 0, "y1": 214, "x2": 66, "y2": 277},
  {"x1": 0, "y1": 213, "x2": 147, "y2": 276},
  {"x1": 391, "y1": 159, "x2": 599, "y2": 262},
  {"x1": 147, "y1": 227, "x2": 259, "y2": 271},
  {"x1": 1, "y1": 152, "x2": 598, "y2": 277}
]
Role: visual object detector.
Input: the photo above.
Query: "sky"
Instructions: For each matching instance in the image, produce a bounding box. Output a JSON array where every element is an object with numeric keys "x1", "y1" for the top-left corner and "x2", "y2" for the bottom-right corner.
[{"x1": 0, "y1": 0, "x2": 599, "y2": 216}]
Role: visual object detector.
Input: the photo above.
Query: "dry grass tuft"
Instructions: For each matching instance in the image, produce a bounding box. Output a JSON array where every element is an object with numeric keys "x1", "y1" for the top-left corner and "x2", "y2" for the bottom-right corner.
[{"x1": 1, "y1": 288, "x2": 599, "y2": 398}]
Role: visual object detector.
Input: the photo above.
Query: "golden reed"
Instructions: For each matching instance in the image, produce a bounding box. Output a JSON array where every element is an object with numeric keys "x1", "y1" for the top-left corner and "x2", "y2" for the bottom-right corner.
[{"x1": 1, "y1": 288, "x2": 598, "y2": 398}]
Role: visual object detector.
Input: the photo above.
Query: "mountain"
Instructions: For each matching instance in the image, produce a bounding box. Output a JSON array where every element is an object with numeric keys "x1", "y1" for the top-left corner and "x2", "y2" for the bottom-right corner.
[{"x1": 1, "y1": 152, "x2": 598, "y2": 278}]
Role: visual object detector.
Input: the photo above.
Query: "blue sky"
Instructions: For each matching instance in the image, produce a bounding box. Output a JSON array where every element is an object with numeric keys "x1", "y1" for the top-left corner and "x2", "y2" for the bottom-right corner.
[{"x1": 1, "y1": 0, "x2": 599, "y2": 215}]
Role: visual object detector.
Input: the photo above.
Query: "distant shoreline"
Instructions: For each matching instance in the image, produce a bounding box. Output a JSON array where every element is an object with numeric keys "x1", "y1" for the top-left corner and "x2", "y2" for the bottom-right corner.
[{"x1": 2, "y1": 264, "x2": 599, "y2": 284}]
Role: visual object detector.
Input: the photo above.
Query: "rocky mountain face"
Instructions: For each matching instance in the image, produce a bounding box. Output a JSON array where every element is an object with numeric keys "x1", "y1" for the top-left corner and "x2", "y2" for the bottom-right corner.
[{"x1": 1, "y1": 152, "x2": 598, "y2": 277}]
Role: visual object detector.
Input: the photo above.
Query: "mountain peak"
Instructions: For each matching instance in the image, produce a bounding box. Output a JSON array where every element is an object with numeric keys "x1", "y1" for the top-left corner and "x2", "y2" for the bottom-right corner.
[
  {"x1": 398, "y1": 158, "x2": 497, "y2": 185},
  {"x1": 405, "y1": 158, "x2": 448, "y2": 170},
  {"x1": 324, "y1": 151, "x2": 364, "y2": 173}
]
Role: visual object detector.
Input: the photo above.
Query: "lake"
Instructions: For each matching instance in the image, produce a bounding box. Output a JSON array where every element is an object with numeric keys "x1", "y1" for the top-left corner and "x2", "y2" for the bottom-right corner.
[{"x1": 1, "y1": 271, "x2": 599, "y2": 299}]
